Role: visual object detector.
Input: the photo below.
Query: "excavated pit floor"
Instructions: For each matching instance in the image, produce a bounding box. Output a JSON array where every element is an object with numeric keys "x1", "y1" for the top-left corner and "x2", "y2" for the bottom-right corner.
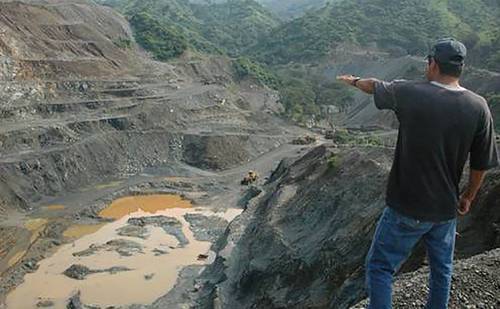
[{"x1": 6, "y1": 194, "x2": 241, "y2": 308}]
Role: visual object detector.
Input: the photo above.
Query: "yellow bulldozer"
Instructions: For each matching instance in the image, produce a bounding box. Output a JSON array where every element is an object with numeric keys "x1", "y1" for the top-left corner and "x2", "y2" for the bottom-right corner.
[{"x1": 241, "y1": 170, "x2": 259, "y2": 185}]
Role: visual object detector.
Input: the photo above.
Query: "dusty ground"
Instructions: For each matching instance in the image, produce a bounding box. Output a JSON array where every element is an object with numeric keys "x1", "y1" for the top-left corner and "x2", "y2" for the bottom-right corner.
[{"x1": 353, "y1": 248, "x2": 500, "y2": 308}]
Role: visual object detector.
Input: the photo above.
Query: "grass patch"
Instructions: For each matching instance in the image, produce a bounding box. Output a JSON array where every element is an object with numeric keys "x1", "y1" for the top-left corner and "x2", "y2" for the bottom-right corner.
[
  {"x1": 113, "y1": 37, "x2": 132, "y2": 49},
  {"x1": 233, "y1": 56, "x2": 281, "y2": 89},
  {"x1": 333, "y1": 129, "x2": 384, "y2": 146},
  {"x1": 327, "y1": 153, "x2": 341, "y2": 170}
]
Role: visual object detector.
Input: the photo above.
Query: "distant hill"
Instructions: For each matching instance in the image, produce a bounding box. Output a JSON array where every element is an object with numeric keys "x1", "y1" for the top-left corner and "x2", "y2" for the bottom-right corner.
[
  {"x1": 257, "y1": 0, "x2": 330, "y2": 19},
  {"x1": 251, "y1": 0, "x2": 500, "y2": 68},
  {"x1": 99, "y1": 0, "x2": 279, "y2": 58}
]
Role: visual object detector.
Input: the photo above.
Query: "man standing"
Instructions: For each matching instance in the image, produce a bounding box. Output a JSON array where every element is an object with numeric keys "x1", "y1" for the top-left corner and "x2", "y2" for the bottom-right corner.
[{"x1": 338, "y1": 38, "x2": 499, "y2": 308}]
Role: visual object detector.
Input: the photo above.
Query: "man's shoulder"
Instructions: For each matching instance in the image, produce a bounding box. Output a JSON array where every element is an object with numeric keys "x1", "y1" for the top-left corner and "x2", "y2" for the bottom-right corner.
[
  {"x1": 390, "y1": 79, "x2": 428, "y2": 90},
  {"x1": 451, "y1": 87, "x2": 489, "y2": 112},
  {"x1": 388, "y1": 80, "x2": 430, "y2": 95},
  {"x1": 461, "y1": 88, "x2": 487, "y2": 105},
  {"x1": 402, "y1": 81, "x2": 486, "y2": 102}
]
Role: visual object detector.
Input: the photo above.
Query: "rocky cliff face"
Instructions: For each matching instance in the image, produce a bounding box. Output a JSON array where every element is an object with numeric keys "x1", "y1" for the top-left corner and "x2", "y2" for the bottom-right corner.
[
  {"x1": 193, "y1": 145, "x2": 393, "y2": 308},
  {"x1": 194, "y1": 144, "x2": 500, "y2": 309},
  {"x1": 0, "y1": 0, "x2": 292, "y2": 217}
]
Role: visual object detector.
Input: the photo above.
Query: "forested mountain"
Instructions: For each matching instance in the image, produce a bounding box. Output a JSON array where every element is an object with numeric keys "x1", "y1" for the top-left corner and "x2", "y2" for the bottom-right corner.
[
  {"x1": 251, "y1": 0, "x2": 500, "y2": 69},
  {"x1": 99, "y1": 0, "x2": 279, "y2": 58},
  {"x1": 188, "y1": 0, "x2": 330, "y2": 19},
  {"x1": 99, "y1": 0, "x2": 500, "y2": 70},
  {"x1": 257, "y1": 0, "x2": 330, "y2": 19}
]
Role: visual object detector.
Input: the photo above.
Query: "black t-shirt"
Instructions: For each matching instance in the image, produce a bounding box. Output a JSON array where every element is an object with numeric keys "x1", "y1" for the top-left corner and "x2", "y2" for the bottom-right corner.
[{"x1": 374, "y1": 80, "x2": 499, "y2": 222}]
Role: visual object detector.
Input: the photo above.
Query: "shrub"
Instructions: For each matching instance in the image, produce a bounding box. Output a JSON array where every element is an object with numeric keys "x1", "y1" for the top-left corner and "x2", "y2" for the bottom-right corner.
[
  {"x1": 113, "y1": 37, "x2": 132, "y2": 49},
  {"x1": 129, "y1": 12, "x2": 188, "y2": 61},
  {"x1": 233, "y1": 57, "x2": 281, "y2": 89},
  {"x1": 327, "y1": 153, "x2": 341, "y2": 170}
]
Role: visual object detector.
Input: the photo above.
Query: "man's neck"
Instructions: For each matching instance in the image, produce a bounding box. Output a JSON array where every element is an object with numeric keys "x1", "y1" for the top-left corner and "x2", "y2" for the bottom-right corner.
[{"x1": 430, "y1": 75, "x2": 461, "y2": 87}]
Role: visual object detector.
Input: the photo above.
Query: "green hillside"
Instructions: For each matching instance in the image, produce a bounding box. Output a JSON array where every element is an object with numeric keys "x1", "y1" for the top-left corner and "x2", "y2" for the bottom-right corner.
[
  {"x1": 251, "y1": 0, "x2": 500, "y2": 68},
  {"x1": 129, "y1": 12, "x2": 189, "y2": 60},
  {"x1": 190, "y1": 0, "x2": 279, "y2": 56},
  {"x1": 99, "y1": 0, "x2": 279, "y2": 57},
  {"x1": 257, "y1": 0, "x2": 330, "y2": 19}
]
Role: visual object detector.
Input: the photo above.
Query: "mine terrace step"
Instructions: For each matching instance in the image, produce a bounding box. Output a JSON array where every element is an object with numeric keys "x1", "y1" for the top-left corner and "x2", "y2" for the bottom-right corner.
[
  {"x1": 0, "y1": 113, "x2": 134, "y2": 135},
  {"x1": 0, "y1": 94, "x2": 171, "y2": 113},
  {"x1": 0, "y1": 128, "x2": 133, "y2": 164}
]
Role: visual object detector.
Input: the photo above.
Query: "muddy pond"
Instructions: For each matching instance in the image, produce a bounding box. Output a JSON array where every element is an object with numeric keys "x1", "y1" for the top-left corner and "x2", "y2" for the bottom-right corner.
[{"x1": 6, "y1": 194, "x2": 240, "y2": 308}]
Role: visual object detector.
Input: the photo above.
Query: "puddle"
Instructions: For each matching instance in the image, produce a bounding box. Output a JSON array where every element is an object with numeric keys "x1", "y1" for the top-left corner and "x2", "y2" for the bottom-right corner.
[
  {"x1": 99, "y1": 194, "x2": 191, "y2": 219},
  {"x1": 6, "y1": 195, "x2": 240, "y2": 308},
  {"x1": 63, "y1": 224, "x2": 107, "y2": 239}
]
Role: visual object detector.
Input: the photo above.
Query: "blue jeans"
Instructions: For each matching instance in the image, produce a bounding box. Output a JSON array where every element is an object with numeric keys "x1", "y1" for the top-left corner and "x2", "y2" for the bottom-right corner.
[{"x1": 366, "y1": 207, "x2": 456, "y2": 309}]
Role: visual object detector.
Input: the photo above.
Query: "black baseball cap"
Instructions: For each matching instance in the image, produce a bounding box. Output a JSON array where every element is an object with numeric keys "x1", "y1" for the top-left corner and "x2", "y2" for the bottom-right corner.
[{"x1": 428, "y1": 38, "x2": 467, "y2": 66}]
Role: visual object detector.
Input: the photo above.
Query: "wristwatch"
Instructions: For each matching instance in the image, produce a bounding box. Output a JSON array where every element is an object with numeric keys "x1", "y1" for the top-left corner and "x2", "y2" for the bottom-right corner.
[{"x1": 352, "y1": 77, "x2": 361, "y2": 87}]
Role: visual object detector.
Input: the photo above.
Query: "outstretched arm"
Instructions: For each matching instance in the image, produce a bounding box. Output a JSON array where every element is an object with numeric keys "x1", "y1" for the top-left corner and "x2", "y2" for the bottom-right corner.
[{"x1": 337, "y1": 75, "x2": 381, "y2": 94}]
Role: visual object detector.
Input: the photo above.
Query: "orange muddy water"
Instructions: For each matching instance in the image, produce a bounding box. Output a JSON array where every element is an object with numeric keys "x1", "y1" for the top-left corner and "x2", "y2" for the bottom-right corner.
[
  {"x1": 6, "y1": 194, "x2": 240, "y2": 308},
  {"x1": 98, "y1": 194, "x2": 192, "y2": 219}
]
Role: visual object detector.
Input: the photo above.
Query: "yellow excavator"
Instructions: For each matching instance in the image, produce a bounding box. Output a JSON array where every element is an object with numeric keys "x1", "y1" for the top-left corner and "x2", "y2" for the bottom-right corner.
[{"x1": 241, "y1": 170, "x2": 259, "y2": 185}]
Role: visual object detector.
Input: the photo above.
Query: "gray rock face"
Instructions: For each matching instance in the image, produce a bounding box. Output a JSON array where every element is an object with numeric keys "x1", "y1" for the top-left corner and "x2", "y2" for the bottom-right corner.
[
  {"x1": 67, "y1": 291, "x2": 82, "y2": 309},
  {"x1": 63, "y1": 264, "x2": 131, "y2": 280},
  {"x1": 64, "y1": 265, "x2": 93, "y2": 280},
  {"x1": 117, "y1": 224, "x2": 150, "y2": 239},
  {"x1": 184, "y1": 213, "x2": 228, "y2": 242},
  {"x1": 72, "y1": 239, "x2": 144, "y2": 257},
  {"x1": 455, "y1": 170, "x2": 500, "y2": 258},
  {"x1": 196, "y1": 145, "x2": 393, "y2": 308},
  {"x1": 128, "y1": 216, "x2": 189, "y2": 247},
  {"x1": 36, "y1": 299, "x2": 55, "y2": 307}
]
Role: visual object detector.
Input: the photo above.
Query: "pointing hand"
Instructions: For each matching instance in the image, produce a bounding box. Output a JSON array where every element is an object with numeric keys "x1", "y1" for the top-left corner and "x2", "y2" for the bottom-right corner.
[{"x1": 336, "y1": 75, "x2": 359, "y2": 86}]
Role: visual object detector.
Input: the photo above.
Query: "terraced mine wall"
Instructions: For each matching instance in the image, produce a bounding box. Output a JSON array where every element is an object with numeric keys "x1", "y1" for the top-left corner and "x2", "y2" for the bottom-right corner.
[{"x1": 0, "y1": 0, "x2": 289, "y2": 215}]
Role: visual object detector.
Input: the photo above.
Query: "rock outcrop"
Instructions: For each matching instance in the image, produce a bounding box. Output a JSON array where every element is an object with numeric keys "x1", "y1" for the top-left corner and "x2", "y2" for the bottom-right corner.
[
  {"x1": 63, "y1": 264, "x2": 131, "y2": 280},
  {"x1": 193, "y1": 144, "x2": 500, "y2": 309},
  {"x1": 195, "y1": 145, "x2": 393, "y2": 308},
  {"x1": 128, "y1": 216, "x2": 188, "y2": 247}
]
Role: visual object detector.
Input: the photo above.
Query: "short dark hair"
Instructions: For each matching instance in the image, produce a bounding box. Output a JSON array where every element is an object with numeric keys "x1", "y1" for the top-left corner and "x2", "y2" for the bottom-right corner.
[{"x1": 435, "y1": 58, "x2": 463, "y2": 78}]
